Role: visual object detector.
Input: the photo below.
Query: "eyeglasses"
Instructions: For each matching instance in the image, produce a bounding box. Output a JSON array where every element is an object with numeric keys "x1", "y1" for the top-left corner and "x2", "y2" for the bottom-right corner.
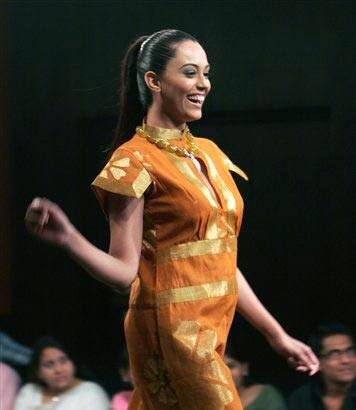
[{"x1": 320, "y1": 346, "x2": 356, "y2": 360}]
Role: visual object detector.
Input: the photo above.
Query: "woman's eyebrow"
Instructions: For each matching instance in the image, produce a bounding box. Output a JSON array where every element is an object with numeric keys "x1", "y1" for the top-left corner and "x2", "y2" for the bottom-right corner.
[{"x1": 179, "y1": 63, "x2": 210, "y2": 69}]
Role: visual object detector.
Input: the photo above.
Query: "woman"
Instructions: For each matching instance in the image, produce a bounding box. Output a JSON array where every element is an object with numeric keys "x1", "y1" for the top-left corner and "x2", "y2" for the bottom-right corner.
[
  {"x1": 225, "y1": 354, "x2": 287, "y2": 409},
  {"x1": 25, "y1": 30, "x2": 319, "y2": 409},
  {"x1": 14, "y1": 336, "x2": 109, "y2": 409}
]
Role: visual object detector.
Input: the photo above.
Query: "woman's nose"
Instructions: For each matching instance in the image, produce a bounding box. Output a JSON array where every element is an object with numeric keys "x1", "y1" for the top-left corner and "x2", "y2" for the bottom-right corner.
[
  {"x1": 197, "y1": 74, "x2": 210, "y2": 90},
  {"x1": 53, "y1": 362, "x2": 63, "y2": 372}
]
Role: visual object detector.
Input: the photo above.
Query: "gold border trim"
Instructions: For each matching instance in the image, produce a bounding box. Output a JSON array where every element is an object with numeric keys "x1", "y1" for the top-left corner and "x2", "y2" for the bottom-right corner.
[
  {"x1": 157, "y1": 236, "x2": 236, "y2": 264},
  {"x1": 225, "y1": 160, "x2": 249, "y2": 181},
  {"x1": 156, "y1": 279, "x2": 237, "y2": 306},
  {"x1": 163, "y1": 151, "x2": 220, "y2": 239},
  {"x1": 92, "y1": 168, "x2": 152, "y2": 199},
  {"x1": 142, "y1": 123, "x2": 186, "y2": 140},
  {"x1": 203, "y1": 152, "x2": 237, "y2": 235}
]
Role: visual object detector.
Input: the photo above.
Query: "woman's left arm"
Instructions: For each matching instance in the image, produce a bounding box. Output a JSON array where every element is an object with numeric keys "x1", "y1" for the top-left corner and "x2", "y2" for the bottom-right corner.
[{"x1": 235, "y1": 267, "x2": 319, "y2": 375}]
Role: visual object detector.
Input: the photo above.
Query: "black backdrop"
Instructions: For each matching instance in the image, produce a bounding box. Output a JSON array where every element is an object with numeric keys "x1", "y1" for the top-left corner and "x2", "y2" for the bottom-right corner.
[{"x1": 1, "y1": 1, "x2": 354, "y2": 392}]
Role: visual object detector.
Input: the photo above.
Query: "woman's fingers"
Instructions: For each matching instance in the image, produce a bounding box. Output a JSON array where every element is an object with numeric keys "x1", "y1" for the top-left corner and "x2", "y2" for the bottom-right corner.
[
  {"x1": 287, "y1": 345, "x2": 319, "y2": 375},
  {"x1": 305, "y1": 345, "x2": 319, "y2": 366},
  {"x1": 298, "y1": 344, "x2": 320, "y2": 374},
  {"x1": 25, "y1": 199, "x2": 44, "y2": 228},
  {"x1": 25, "y1": 197, "x2": 55, "y2": 235},
  {"x1": 24, "y1": 197, "x2": 72, "y2": 248}
]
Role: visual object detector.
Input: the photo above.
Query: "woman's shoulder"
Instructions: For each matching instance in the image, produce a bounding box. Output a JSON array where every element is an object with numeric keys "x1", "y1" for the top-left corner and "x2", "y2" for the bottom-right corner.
[
  {"x1": 194, "y1": 136, "x2": 226, "y2": 158},
  {"x1": 74, "y1": 380, "x2": 108, "y2": 395},
  {"x1": 108, "y1": 134, "x2": 158, "y2": 168},
  {"x1": 17, "y1": 383, "x2": 41, "y2": 395},
  {"x1": 195, "y1": 136, "x2": 249, "y2": 181},
  {"x1": 115, "y1": 133, "x2": 152, "y2": 153},
  {"x1": 14, "y1": 383, "x2": 42, "y2": 407},
  {"x1": 194, "y1": 136, "x2": 217, "y2": 148}
]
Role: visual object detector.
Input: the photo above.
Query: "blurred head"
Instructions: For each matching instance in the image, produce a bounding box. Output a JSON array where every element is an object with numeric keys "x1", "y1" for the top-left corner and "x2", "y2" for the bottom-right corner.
[
  {"x1": 28, "y1": 336, "x2": 76, "y2": 393},
  {"x1": 225, "y1": 354, "x2": 249, "y2": 389},
  {"x1": 309, "y1": 322, "x2": 356, "y2": 385},
  {"x1": 112, "y1": 29, "x2": 210, "y2": 150}
]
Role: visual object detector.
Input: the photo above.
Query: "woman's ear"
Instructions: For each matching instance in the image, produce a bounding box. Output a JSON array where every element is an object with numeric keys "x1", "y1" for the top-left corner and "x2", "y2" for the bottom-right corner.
[{"x1": 144, "y1": 71, "x2": 161, "y2": 93}]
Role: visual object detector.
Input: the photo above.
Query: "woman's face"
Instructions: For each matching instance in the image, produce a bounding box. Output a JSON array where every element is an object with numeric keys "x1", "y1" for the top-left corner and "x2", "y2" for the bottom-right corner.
[
  {"x1": 38, "y1": 347, "x2": 75, "y2": 392},
  {"x1": 157, "y1": 40, "x2": 211, "y2": 125}
]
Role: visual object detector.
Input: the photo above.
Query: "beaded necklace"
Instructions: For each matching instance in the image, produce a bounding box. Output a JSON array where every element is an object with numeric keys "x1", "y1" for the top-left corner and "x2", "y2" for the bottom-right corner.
[{"x1": 136, "y1": 124, "x2": 202, "y2": 173}]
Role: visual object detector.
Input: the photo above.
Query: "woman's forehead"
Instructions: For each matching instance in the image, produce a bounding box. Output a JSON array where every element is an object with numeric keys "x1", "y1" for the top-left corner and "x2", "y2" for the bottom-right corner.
[
  {"x1": 40, "y1": 347, "x2": 66, "y2": 360},
  {"x1": 170, "y1": 40, "x2": 209, "y2": 67}
]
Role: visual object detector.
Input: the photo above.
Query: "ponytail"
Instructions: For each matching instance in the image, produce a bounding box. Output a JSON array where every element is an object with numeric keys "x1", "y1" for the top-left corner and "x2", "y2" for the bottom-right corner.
[{"x1": 109, "y1": 36, "x2": 148, "y2": 155}]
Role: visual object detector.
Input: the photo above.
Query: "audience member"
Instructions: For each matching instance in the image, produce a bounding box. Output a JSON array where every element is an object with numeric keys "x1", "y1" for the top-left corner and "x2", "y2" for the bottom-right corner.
[
  {"x1": 14, "y1": 336, "x2": 109, "y2": 409},
  {"x1": 225, "y1": 353, "x2": 287, "y2": 409},
  {"x1": 288, "y1": 322, "x2": 356, "y2": 409},
  {"x1": 111, "y1": 347, "x2": 133, "y2": 410},
  {"x1": 0, "y1": 362, "x2": 21, "y2": 410}
]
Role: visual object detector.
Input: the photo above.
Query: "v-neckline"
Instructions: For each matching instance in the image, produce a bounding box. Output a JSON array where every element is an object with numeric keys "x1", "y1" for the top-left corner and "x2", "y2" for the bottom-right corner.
[
  {"x1": 189, "y1": 152, "x2": 224, "y2": 209},
  {"x1": 137, "y1": 123, "x2": 225, "y2": 210}
]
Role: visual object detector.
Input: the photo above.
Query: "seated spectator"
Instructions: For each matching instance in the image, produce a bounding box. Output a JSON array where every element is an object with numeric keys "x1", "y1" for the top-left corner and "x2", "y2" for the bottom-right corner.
[
  {"x1": 0, "y1": 362, "x2": 21, "y2": 410},
  {"x1": 288, "y1": 322, "x2": 356, "y2": 409},
  {"x1": 225, "y1": 353, "x2": 287, "y2": 409},
  {"x1": 111, "y1": 346, "x2": 133, "y2": 410},
  {"x1": 14, "y1": 336, "x2": 109, "y2": 409}
]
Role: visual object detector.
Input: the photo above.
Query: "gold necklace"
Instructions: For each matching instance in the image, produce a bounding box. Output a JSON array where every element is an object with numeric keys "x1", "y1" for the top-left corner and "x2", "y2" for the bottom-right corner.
[{"x1": 136, "y1": 125, "x2": 202, "y2": 172}]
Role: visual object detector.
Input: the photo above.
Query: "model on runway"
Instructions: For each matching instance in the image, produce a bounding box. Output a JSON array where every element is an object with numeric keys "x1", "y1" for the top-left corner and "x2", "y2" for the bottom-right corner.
[{"x1": 25, "y1": 29, "x2": 319, "y2": 409}]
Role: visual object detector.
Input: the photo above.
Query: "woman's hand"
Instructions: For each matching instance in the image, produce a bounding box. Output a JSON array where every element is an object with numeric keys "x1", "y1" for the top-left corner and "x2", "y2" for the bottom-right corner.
[
  {"x1": 267, "y1": 332, "x2": 319, "y2": 375},
  {"x1": 25, "y1": 197, "x2": 75, "y2": 249}
]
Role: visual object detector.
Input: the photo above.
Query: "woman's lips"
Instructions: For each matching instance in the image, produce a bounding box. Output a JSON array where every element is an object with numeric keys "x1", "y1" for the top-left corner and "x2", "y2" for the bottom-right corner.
[{"x1": 186, "y1": 94, "x2": 205, "y2": 107}]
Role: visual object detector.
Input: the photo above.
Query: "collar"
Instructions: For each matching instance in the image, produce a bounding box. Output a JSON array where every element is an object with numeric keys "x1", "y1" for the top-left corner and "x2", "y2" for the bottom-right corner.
[{"x1": 141, "y1": 122, "x2": 190, "y2": 141}]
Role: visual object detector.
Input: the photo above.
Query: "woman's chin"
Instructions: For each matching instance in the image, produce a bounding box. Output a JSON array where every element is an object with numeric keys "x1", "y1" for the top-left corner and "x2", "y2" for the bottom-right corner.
[
  {"x1": 185, "y1": 110, "x2": 203, "y2": 123},
  {"x1": 50, "y1": 379, "x2": 72, "y2": 392}
]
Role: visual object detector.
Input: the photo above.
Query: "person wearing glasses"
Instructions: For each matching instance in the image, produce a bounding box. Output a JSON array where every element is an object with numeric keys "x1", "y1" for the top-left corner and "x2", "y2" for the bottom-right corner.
[{"x1": 288, "y1": 322, "x2": 356, "y2": 410}]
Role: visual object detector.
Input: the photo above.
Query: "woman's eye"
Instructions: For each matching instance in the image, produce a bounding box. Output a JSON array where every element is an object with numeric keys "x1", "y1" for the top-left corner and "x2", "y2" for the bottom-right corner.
[
  {"x1": 183, "y1": 70, "x2": 196, "y2": 76},
  {"x1": 204, "y1": 72, "x2": 210, "y2": 78}
]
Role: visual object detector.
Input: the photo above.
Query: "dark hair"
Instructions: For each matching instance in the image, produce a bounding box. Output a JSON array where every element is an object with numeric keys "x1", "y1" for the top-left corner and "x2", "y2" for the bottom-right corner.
[
  {"x1": 27, "y1": 336, "x2": 76, "y2": 385},
  {"x1": 308, "y1": 322, "x2": 354, "y2": 357},
  {"x1": 110, "y1": 29, "x2": 198, "y2": 154}
]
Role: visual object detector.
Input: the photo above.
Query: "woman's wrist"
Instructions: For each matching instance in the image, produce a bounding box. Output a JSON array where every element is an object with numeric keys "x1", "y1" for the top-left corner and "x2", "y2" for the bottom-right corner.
[{"x1": 63, "y1": 224, "x2": 81, "y2": 254}]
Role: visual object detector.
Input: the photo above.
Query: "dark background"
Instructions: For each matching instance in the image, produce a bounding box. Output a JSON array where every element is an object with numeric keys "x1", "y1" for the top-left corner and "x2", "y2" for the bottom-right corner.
[{"x1": 1, "y1": 0, "x2": 354, "y2": 394}]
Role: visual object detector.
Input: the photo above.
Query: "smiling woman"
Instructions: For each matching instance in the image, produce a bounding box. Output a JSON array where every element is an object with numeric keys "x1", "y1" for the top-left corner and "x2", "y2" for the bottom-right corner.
[{"x1": 25, "y1": 29, "x2": 319, "y2": 410}]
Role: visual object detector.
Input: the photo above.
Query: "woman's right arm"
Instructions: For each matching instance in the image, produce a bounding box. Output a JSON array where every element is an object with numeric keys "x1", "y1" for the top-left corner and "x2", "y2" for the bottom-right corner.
[{"x1": 25, "y1": 193, "x2": 143, "y2": 290}]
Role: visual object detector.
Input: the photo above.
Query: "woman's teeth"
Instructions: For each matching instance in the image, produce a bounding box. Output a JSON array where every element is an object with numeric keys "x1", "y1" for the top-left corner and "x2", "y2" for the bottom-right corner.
[{"x1": 187, "y1": 95, "x2": 204, "y2": 105}]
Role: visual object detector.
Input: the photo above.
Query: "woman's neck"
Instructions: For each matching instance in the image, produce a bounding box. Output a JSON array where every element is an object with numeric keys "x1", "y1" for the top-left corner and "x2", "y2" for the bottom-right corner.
[{"x1": 146, "y1": 106, "x2": 186, "y2": 130}]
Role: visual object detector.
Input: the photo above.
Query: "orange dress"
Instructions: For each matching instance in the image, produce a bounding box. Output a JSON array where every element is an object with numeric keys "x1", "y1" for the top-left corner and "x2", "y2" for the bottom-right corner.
[{"x1": 92, "y1": 124, "x2": 248, "y2": 410}]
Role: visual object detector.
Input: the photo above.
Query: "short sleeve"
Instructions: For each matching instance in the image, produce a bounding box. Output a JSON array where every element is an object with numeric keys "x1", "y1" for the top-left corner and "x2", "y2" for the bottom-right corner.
[{"x1": 91, "y1": 148, "x2": 152, "y2": 214}]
